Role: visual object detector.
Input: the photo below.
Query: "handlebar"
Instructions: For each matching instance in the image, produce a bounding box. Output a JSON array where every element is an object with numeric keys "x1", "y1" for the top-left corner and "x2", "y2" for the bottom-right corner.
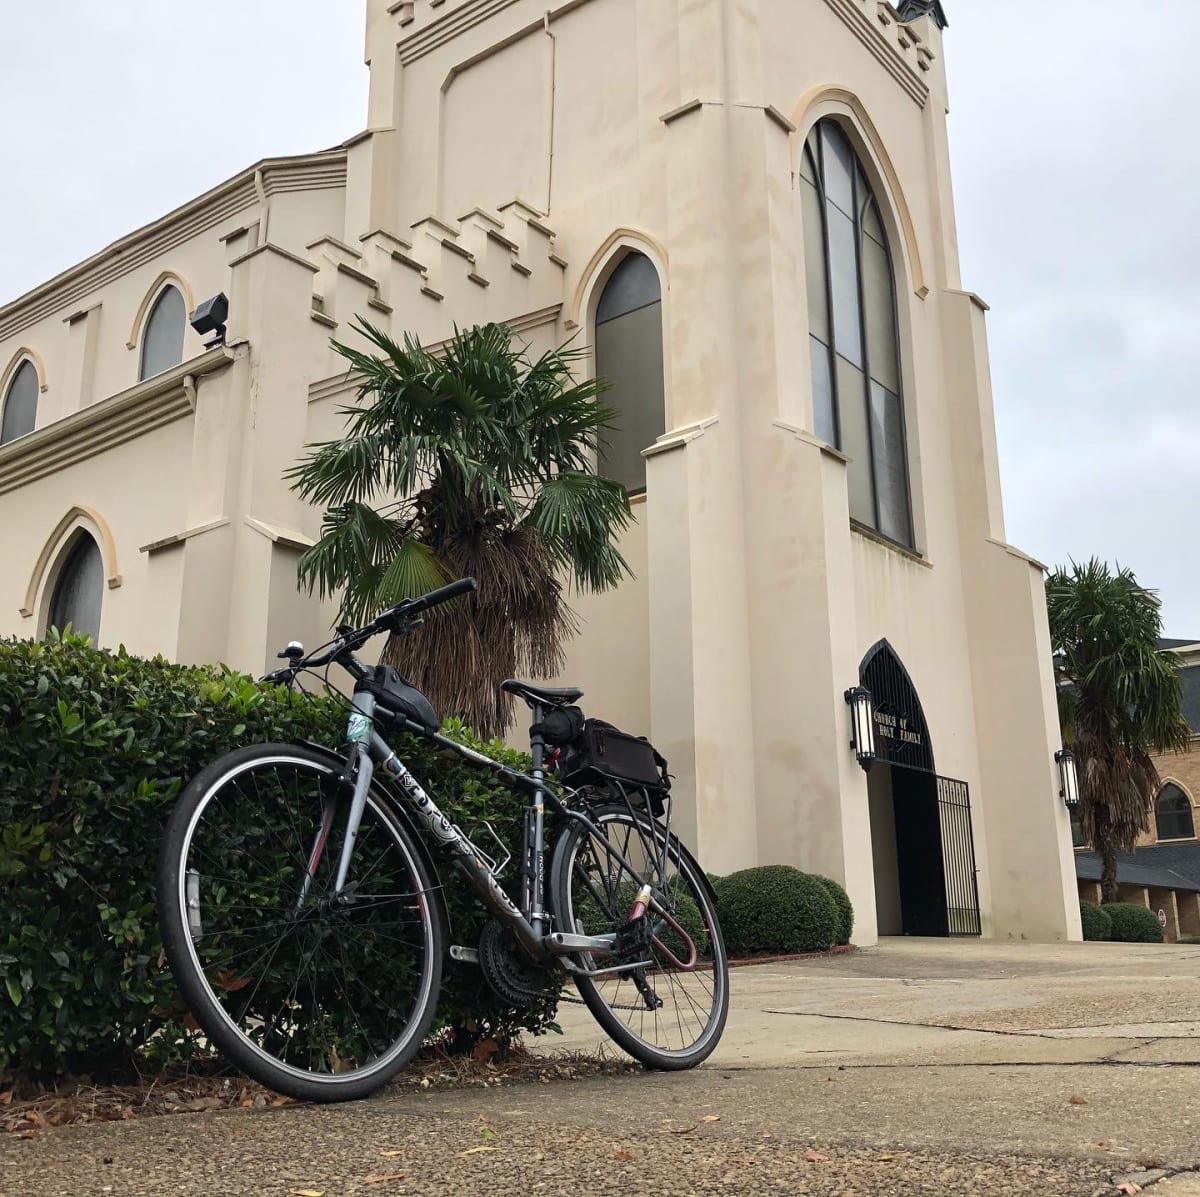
[
  {"x1": 260, "y1": 577, "x2": 477, "y2": 684},
  {"x1": 401, "y1": 576, "x2": 477, "y2": 617}
]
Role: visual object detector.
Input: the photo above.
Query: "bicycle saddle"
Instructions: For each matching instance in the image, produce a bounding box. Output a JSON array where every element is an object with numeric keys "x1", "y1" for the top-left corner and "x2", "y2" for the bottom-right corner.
[{"x1": 501, "y1": 679, "x2": 584, "y2": 707}]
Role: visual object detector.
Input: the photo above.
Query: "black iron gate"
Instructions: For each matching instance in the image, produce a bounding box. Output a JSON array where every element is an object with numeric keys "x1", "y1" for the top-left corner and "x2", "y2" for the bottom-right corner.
[
  {"x1": 936, "y1": 776, "x2": 982, "y2": 936},
  {"x1": 861, "y1": 641, "x2": 982, "y2": 938}
]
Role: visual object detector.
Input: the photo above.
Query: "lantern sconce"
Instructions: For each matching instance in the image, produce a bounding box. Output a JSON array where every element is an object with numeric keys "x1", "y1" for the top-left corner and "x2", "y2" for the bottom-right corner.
[
  {"x1": 844, "y1": 686, "x2": 877, "y2": 770},
  {"x1": 1055, "y1": 748, "x2": 1080, "y2": 807}
]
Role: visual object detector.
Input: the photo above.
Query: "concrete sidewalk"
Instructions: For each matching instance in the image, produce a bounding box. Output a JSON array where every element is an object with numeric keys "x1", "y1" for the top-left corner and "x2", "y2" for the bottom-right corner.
[{"x1": 3, "y1": 938, "x2": 1199, "y2": 1196}]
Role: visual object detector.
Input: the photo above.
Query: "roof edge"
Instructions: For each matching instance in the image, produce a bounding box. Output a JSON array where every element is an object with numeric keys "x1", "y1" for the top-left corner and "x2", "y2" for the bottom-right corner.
[{"x1": 0, "y1": 147, "x2": 349, "y2": 322}]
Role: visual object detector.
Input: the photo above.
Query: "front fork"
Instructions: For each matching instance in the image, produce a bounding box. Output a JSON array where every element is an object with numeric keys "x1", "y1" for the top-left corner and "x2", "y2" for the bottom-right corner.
[
  {"x1": 294, "y1": 690, "x2": 378, "y2": 911},
  {"x1": 332, "y1": 692, "x2": 378, "y2": 895}
]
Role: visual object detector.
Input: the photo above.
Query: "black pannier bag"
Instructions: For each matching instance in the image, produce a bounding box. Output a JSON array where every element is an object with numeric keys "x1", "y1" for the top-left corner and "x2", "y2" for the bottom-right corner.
[{"x1": 548, "y1": 711, "x2": 671, "y2": 817}]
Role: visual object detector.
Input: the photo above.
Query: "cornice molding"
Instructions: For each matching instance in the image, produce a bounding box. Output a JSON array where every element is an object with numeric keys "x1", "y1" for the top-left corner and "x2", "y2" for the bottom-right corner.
[
  {"x1": 0, "y1": 347, "x2": 234, "y2": 497},
  {"x1": 0, "y1": 152, "x2": 347, "y2": 343}
]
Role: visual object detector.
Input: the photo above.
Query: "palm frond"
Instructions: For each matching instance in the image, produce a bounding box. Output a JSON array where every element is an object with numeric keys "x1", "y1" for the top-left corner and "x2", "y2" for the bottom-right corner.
[
  {"x1": 1047, "y1": 557, "x2": 1192, "y2": 899},
  {"x1": 290, "y1": 320, "x2": 634, "y2": 735}
]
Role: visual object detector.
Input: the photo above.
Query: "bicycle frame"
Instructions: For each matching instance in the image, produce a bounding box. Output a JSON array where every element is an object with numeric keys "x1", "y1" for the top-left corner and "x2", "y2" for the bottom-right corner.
[{"x1": 329, "y1": 690, "x2": 672, "y2": 972}]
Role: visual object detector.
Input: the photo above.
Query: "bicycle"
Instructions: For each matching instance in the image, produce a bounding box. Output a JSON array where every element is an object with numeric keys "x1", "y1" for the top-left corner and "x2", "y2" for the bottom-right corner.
[{"x1": 156, "y1": 577, "x2": 729, "y2": 1102}]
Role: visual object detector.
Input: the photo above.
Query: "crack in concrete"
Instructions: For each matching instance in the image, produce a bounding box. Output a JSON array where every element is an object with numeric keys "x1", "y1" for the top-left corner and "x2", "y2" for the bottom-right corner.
[
  {"x1": 711, "y1": 1057, "x2": 1200, "y2": 1073},
  {"x1": 760, "y1": 1007, "x2": 1200, "y2": 1046}
]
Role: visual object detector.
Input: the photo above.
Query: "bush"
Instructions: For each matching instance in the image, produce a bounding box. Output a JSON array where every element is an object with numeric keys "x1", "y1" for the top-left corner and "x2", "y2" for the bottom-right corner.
[
  {"x1": 1103, "y1": 902, "x2": 1164, "y2": 943},
  {"x1": 1079, "y1": 901, "x2": 1112, "y2": 942},
  {"x1": 716, "y1": 865, "x2": 839, "y2": 956},
  {"x1": 812, "y1": 875, "x2": 854, "y2": 945},
  {"x1": 0, "y1": 633, "x2": 560, "y2": 1084}
]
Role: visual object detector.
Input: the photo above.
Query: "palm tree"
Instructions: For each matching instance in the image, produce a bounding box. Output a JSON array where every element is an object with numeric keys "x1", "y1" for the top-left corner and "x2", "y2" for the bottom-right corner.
[
  {"x1": 1046, "y1": 559, "x2": 1190, "y2": 902},
  {"x1": 287, "y1": 321, "x2": 632, "y2": 738}
]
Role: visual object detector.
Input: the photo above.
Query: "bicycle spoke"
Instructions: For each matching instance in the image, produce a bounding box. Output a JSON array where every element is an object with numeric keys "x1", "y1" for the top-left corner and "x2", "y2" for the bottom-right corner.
[
  {"x1": 560, "y1": 807, "x2": 727, "y2": 1064},
  {"x1": 174, "y1": 754, "x2": 437, "y2": 1088}
]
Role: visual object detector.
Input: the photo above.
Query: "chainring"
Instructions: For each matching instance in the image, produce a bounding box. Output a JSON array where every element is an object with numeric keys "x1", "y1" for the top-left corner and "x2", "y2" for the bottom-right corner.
[{"x1": 478, "y1": 919, "x2": 557, "y2": 1008}]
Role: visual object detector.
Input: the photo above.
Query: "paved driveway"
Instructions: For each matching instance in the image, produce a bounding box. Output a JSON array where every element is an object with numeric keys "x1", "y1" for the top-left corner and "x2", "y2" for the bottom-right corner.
[{"x1": 3, "y1": 938, "x2": 1199, "y2": 1196}]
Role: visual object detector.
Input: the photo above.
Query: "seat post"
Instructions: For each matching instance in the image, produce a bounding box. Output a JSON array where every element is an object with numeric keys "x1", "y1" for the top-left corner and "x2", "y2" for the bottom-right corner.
[
  {"x1": 529, "y1": 701, "x2": 546, "y2": 775},
  {"x1": 527, "y1": 701, "x2": 548, "y2": 936}
]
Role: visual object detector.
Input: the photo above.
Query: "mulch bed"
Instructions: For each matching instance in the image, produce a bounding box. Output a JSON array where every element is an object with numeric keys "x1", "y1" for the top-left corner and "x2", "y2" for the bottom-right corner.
[
  {"x1": 0, "y1": 1044, "x2": 637, "y2": 1137},
  {"x1": 2, "y1": 949, "x2": 854, "y2": 1135}
]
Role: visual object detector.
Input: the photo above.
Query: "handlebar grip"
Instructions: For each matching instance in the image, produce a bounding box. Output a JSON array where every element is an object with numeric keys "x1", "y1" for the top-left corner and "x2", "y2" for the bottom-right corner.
[{"x1": 405, "y1": 576, "x2": 477, "y2": 615}]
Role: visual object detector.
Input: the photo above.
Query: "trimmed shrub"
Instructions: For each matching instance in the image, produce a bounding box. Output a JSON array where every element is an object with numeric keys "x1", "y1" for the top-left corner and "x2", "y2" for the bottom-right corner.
[
  {"x1": 1103, "y1": 903, "x2": 1164, "y2": 944},
  {"x1": 1079, "y1": 901, "x2": 1112, "y2": 942},
  {"x1": 577, "y1": 882, "x2": 709, "y2": 959},
  {"x1": 0, "y1": 633, "x2": 560, "y2": 1084},
  {"x1": 716, "y1": 865, "x2": 839, "y2": 956},
  {"x1": 812, "y1": 875, "x2": 854, "y2": 945}
]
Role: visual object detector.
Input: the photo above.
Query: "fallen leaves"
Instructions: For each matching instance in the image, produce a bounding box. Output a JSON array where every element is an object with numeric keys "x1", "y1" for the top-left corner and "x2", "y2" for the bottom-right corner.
[
  {"x1": 879, "y1": 1151, "x2": 913, "y2": 1162},
  {"x1": 364, "y1": 1174, "x2": 406, "y2": 1185},
  {"x1": 287, "y1": 1189, "x2": 325, "y2": 1197},
  {"x1": 804, "y1": 1148, "x2": 830, "y2": 1163},
  {"x1": 1068, "y1": 1095, "x2": 1088, "y2": 1106},
  {"x1": 613, "y1": 1149, "x2": 634, "y2": 1162},
  {"x1": 701, "y1": 1115, "x2": 721, "y2": 1123},
  {"x1": 471, "y1": 1038, "x2": 500, "y2": 1065},
  {"x1": 667, "y1": 1124, "x2": 698, "y2": 1135},
  {"x1": 458, "y1": 1145, "x2": 497, "y2": 1157},
  {"x1": 378, "y1": 1149, "x2": 405, "y2": 1158}
]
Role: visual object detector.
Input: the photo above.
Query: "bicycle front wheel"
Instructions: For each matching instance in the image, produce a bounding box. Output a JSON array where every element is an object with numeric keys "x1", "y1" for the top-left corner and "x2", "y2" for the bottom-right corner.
[
  {"x1": 157, "y1": 743, "x2": 443, "y2": 1102},
  {"x1": 549, "y1": 803, "x2": 729, "y2": 1069}
]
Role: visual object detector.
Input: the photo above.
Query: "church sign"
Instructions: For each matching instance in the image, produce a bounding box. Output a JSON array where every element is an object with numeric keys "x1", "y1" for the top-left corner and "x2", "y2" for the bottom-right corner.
[{"x1": 860, "y1": 641, "x2": 935, "y2": 772}]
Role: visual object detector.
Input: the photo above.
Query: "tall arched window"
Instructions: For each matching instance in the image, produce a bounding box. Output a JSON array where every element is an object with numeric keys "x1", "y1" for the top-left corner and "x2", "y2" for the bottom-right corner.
[
  {"x1": 139, "y1": 285, "x2": 187, "y2": 381},
  {"x1": 801, "y1": 119, "x2": 912, "y2": 546},
  {"x1": 1, "y1": 360, "x2": 39, "y2": 444},
  {"x1": 1155, "y1": 783, "x2": 1195, "y2": 841},
  {"x1": 593, "y1": 252, "x2": 665, "y2": 495},
  {"x1": 47, "y1": 533, "x2": 104, "y2": 642}
]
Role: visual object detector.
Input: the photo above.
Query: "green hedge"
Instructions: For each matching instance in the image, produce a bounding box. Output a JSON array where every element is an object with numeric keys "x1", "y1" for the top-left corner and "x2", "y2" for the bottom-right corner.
[
  {"x1": 812, "y1": 875, "x2": 854, "y2": 945},
  {"x1": 714, "y1": 865, "x2": 840, "y2": 956},
  {"x1": 1103, "y1": 902, "x2": 1164, "y2": 944},
  {"x1": 1079, "y1": 901, "x2": 1111, "y2": 941},
  {"x1": 0, "y1": 633, "x2": 560, "y2": 1083}
]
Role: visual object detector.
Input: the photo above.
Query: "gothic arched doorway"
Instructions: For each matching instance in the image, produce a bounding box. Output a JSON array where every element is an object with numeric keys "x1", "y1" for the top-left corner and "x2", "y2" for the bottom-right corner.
[{"x1": 861, "y1": 641, "x2": 980, "y2": 937}]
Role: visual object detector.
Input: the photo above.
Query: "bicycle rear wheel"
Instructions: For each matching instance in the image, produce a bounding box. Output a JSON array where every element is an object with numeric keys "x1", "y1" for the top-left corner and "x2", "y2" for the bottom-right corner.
[
  {"x1": 157, "y1": 743, "x2": 443, "y2": 1102},
  {"x1": 549, "y1": 803, "x2": 729, "y2": 1069}
]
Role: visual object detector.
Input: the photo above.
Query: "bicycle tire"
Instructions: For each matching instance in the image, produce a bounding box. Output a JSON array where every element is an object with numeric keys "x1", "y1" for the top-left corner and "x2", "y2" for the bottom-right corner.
[
  {"x1": 157, "y1": 742, "x2": 444, "y2": 1102},
  {"x1": 549, "y1": 803, "x2": 729, "y2": 1069}
]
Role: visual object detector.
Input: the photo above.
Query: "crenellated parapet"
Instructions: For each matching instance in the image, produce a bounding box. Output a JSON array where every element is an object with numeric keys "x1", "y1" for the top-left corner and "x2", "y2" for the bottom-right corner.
[{"x1": 306, "y1": 198, "x2": 566, "y2": 342}]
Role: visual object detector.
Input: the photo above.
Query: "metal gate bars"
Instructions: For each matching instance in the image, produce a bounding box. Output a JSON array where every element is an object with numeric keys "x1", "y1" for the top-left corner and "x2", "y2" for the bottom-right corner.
[{"x1": 937, "y1": 775, "x2": 982, "y2": 936}]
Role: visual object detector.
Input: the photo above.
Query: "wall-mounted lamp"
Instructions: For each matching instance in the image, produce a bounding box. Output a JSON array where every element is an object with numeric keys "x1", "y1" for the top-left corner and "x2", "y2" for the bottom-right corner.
[
  {"x1": 190, "y1": 293, "x2": 229, "y2": 350},
  {"x1": 1055, "y1": 748, "x2": 1080, "y2": 807},
  {"x1": 844, "y1": 686, "x2": 876, "y2": 770}
]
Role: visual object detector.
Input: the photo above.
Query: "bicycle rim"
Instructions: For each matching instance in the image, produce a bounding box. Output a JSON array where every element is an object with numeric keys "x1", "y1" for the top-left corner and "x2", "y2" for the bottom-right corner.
[
  {"x1": 556, "y1": 807, "x2": 728, "y2": 1066},
  {"x1": 168, "y1": 752, "x2": 438, "y2": 1091}
]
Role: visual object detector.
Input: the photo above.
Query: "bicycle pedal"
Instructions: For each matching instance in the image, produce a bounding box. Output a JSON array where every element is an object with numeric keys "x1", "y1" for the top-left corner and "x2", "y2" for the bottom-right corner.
[{"x1": 450, "y1": 945, "x2": 480, "y2": 964}]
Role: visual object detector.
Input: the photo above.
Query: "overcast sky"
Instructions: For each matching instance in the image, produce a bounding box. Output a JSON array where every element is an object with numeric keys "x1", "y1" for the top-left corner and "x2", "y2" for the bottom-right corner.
[{"x1": 3, "y1": 3, "x2": 1197, "y2": 633}]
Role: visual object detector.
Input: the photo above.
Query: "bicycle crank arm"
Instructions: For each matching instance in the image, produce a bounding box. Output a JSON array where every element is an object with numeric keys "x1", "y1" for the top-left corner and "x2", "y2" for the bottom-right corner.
[{"x1": 544, "y1": 931, "x2": 619, "y2": 955}]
